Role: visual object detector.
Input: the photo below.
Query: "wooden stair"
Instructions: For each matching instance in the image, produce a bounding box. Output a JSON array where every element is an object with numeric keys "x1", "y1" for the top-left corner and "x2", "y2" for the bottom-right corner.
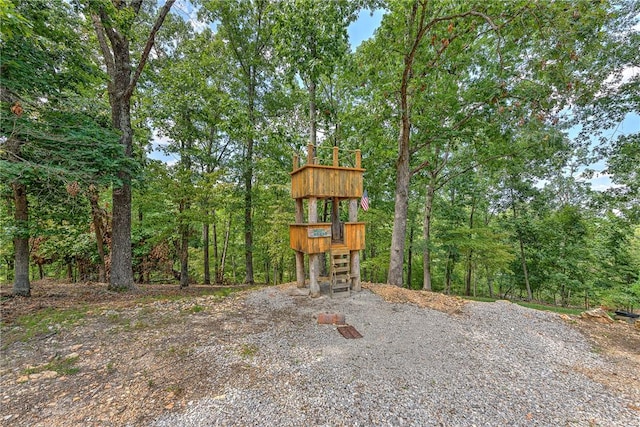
[{"x1": 330, "y1": 245, "x2": 351, "y2": 297}]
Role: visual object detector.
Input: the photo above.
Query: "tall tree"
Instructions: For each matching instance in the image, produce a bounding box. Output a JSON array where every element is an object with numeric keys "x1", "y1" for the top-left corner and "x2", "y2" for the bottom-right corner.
[
  {"x1": 149, "y1": 24, "x2": 234, "y2": 287},
  {"x1": 357, "y1": 0, "x2": 617, "y2": 287},
  {"x1": 200, "y1": 0, "x2": 275, "y2": 285},
  {"x1": 1, "y1": 0, "x2": 123, "y2": 295},
  {"x1": 85, "y1": 0, "x2": 175, "y2": 290}
]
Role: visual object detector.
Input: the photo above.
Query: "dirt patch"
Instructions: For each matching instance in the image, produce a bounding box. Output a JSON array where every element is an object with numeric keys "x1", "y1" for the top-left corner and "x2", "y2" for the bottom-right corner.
[
  {"x1": 1, "y1": 281, "x2": 639, "y2": 425},
  {"x1": 362, "y1": 282, "x2": 467, "y2": 314},
  {"x1": 0, "y1": 279, "x2": 246, "y2": 325},
  {"x1": 571, "y1": 316, "x2": 640, "y2": 407},
  {"x1": 1, "y1": 281, "x2": 259, "y2": 426}
]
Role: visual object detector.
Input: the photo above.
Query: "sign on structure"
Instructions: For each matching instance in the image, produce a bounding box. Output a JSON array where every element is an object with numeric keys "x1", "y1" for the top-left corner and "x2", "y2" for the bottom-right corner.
[{"x1": 308, "y1": 228, "x2": 331, "y2": 238}]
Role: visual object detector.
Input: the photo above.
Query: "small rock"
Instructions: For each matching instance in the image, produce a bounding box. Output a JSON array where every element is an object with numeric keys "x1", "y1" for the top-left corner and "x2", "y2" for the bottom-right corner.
[
  {"x1": 65, "y1": 352, "x2": 80, "y2": 360},
  {"x1": 16, "y1": 376, "x2": 29, "y2": 384},
  {"x1": 287, "y1": 287, "x2": 310, "y2": 297},
  {"x1": 70, "y1": 344, "x2": 83, "y2": 352},
  {"x1": 40, "y1": 370, "x2": 58, "y2": 380}
]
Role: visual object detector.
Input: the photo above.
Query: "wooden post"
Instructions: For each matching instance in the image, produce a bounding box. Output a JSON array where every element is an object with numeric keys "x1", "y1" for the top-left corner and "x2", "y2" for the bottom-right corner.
[
  {"x1": 355, "y1": 149, "x2": 361, "y2": 169},
  {"x1": 333, "y1": 146, "x2": 339, "y2": 167},
  {"x1": 349, "y1": 198, "x2": 361, "y2": 292},
  {"x1": 293, "y1": 154, "x2": 299, "y2": 171},
  {"x1": 295, "y1": 199, "x2": 305, "y2": 288},
  {"x1": 331, "y1": 197, "x2": 340, "y2": 241},
  {"x1": 307, "y1": 144, "x2": 314, "y2": 165},
  {"x1": 309, "y1": 197, "x2": 320, "y2": 297}
]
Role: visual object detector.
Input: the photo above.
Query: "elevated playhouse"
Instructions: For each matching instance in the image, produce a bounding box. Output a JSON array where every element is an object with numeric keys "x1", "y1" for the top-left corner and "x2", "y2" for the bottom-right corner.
[{"x1": 290, "y1": 144, "x2": 365, "y2": 297}]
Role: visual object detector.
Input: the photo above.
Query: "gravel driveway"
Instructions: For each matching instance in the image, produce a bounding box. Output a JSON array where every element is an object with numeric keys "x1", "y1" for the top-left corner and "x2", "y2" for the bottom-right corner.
[{"x1": 153, "y1": 285, "x2": 638, "y2": 426}]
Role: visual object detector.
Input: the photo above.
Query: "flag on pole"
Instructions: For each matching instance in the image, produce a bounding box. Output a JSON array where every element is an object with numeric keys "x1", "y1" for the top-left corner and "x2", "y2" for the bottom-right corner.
[{"x1": 360, "y1": 189, "x2": 369, "y2": 211}]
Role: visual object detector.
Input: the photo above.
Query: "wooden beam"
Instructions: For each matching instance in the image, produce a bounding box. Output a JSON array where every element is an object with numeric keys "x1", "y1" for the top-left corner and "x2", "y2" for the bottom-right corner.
[
  {"x1": 349, "y1": 198, "x2": 361, "y2": 292},
  {"x1": 307, "y1": 144, "x2": 314, "y2": 165}
]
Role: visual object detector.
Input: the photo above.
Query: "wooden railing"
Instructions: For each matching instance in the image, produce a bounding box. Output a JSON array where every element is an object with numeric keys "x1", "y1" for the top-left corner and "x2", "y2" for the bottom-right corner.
[
  {"x1": 293, "y1": 144, "x2": 362, "y2": 170},
  {"x1": 289, "y1": 222, "x2": 365, "y2": 254},
  {"x1": 291, "y1": 145, "x2": 364, "y2": 200}
]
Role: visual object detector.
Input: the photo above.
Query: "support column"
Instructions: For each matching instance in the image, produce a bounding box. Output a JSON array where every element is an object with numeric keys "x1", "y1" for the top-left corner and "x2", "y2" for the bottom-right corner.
[
  {"x1": 295, "y1": 198, "x2": 305, "y2": 288},
  {"x1": 331, "y1": 198, "x2": 340, "y2": 241},
  {"x1": 309, "y1": 197, "x2": 320, "y2": 297},
  {"x1": 349, "y1": 199, "x2": 361, "y2": 292}
]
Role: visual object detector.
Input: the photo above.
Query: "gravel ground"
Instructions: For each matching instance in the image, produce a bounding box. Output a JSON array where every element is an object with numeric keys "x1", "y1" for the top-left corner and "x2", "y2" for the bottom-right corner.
[{"x1": 153, "y1": 285, "x2": 638, "y2": 427}]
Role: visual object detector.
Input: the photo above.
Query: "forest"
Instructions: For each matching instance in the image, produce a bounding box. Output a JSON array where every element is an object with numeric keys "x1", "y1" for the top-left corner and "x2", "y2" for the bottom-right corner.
[{"x1": 1, "y1": 0, "x2": 639, "y2": 310}]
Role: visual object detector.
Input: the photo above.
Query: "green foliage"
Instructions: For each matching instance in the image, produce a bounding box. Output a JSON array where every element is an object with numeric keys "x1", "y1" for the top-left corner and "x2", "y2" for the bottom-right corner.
[{"x1": 0, "y1": 0, "x2": 637, "y2": 312}]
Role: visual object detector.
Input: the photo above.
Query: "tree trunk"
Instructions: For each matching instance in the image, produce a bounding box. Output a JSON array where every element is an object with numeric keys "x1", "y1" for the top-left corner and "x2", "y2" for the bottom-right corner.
[
  {"x1": 510, "y1": 188, "x2": 533, "y2": 301},
  {"x1": 179, "y1": 199, "x2": 189, "y2": 288},
  {"x1": 12, "y1": 183, "x2": 30, "y2": 296},
  {"x1": 422, "y1": 180, "x2": 435, "y2": 290},
  {"x1": 203, "y1": 221, "x2": 210, "y2": 285},
  {"x1": 213, "y1": 212, "x2": 220, "y2": 283},
  {"x1": 219, "y1": 215, "x2": 231, "y2": 284},
  {"x1": 518, "y1": 237, "x2": 532, "y2": 300},
  {"x1": 388, "y1": 3, "x2": 428, "y2": 286},
  {"x1": 407, "y1": 221, "x2": 414, "y2": 289},
  {"x1": 243, "y1": 78, "x2": 255, "y2": 285},
  {"x1": 92, "y1": 0, "x2": 176, "y2": 291},
  {"x1": 66, "y1": 259, "x2": 73, "y2": 282},
  {"x1": 107, "y1": 52, "x2": 134, "y2": 291},
  {"x1": 388, "y1": 120, "x2": 411, "y2": 286},
  {"x1": 88, "y1": 185, "x2": 107, "y2": 283},
  {"x1": 465, "y1": 197, "x2": 476, "y2": 296},
  {"x1": 445, "y1": 249, "x2": 454, "y2": 295}
]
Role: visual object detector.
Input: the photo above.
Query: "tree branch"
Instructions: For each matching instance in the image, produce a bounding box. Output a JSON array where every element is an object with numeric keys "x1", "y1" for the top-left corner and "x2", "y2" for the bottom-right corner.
[
  {"x1": 125, "y1": 0, "x2": 176, "y2": 100},
  {"x1": 91, "y1": 14, "x2": 116, "y2": 80}
]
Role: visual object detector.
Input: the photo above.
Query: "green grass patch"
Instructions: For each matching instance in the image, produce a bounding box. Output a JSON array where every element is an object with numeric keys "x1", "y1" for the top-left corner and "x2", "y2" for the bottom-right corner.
[
  {"x1": 239, "y1": 343, "x2": 259, "y2": 358},
  {"x1": 23, "y1": 354, "x2": 80, "y2": 376},
  {"x1": 462, "y1": 296, "x2": 497, "y2": 303},
  {"x1": 461, "y1": 295, "x2": 585, "y2": 315},
  {"x1": 188, "y1": 305, "x2": 205, "y2": 313},
  {"x1": 2, "y1": 307, "x2": 86, "y2": 346},
  {"x1": 515, "y1": 301, "x2": 584, "y2": 316}
]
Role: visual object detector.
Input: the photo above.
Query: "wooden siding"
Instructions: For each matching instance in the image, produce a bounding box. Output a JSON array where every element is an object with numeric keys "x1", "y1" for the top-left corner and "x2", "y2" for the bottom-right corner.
[
  {"x1": 291, "y1": 165, "x2": 364, "y2": 199},
  {"x1": 344, "y1": 222, "x2": 365, "y2": 251},
  {"x1": 289, "y1": 223, "x2": 332, "y2": 254}
]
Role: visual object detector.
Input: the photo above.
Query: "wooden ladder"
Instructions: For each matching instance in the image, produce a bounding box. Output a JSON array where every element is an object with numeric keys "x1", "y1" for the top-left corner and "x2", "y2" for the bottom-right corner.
[{"x1": 330, "y1": 247, "x2": 351, "y2": 297}]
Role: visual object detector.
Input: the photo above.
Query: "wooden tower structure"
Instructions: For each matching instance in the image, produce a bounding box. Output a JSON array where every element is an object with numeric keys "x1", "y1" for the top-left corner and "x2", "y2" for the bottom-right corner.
[{"x1": 290, "y1": 144, "x2": 365, "y2": 297}]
